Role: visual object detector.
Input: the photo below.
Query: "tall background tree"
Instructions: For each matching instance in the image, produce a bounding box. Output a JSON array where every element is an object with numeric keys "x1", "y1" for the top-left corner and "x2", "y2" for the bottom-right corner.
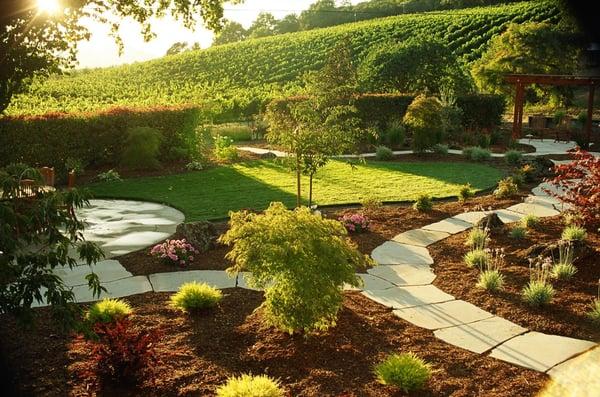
[
  {"x1": 0, "y1": 0, "x2": 237, "y2": 114},
  {"x1": 213, "y1": 19, "x2": 247, "y2": 45}
]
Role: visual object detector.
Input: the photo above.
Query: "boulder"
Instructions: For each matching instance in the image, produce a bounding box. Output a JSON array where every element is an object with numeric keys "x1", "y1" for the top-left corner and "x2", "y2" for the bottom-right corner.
[
  {"x1": 175, "y1": 221, "x2": 217, "y2": 253},
  {"x1": 259, "y1": 151, "x2": 277, "y2": 159},
  {"x1": 524, "y1": 240, "x2": 593, "y2": 262},
  {"x1": 475, "y1": 213, "x2": 504, "y2": 230}
]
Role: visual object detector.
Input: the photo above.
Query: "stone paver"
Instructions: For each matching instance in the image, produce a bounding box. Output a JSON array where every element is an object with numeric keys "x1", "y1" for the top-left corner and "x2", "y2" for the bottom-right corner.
[
  {"x1": 494, "y1": 209, "x2": 525, "y2": 224},
  {"x1": 506, "y1": 202, "x2": 560, "y2": 218},
  {"x1": 357, "y1": 273, "x2": 396, "y2": 290},
  {"x1": 72, "y1": 276, "x2": 153, "y2": 303},
  {"x1": 434, "y1": 316, "x2": 527, "y2": 354},
  {"x1": 452, "y1": 211, "x2": 490, "y2": 225},
  {"x1": 393, "y1": 300, "x2": 493, "y2": 330},
  {"x1": 55, "y1": 259, "x2": 132, "y2": 287},
  {"x1": 518, "y1": 138, "x2": 577, "y2": 155},
  {"x1": 489, "y1": 331, "x2": 597, "y2": 372},
  {"x1": 362, "y1": 285, "x2": 454, "y2": 309},
  {"x1": 392, "y1": 229, "x2": 449, "y2": 247},
  {"x1": 149, "y1": 270, "x2": 236, "y2": 292},
  {"x1": 367, "y1": 264, "x2": 436, "y2": 286},
  {"x1": 422, "y1": 218, "x2": 472, "y2": 234},
  {"x1": 547, "y1": 346, "x2": 600, "y2": 389},
  {"x1": 371, "y1": 241, "x2": 433, "y2": 266}
]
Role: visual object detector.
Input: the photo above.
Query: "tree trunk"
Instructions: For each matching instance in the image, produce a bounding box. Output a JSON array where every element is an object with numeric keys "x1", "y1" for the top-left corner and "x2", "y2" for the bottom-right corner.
[
  {"x1": 308, "y1": 172, "x2": 314, "y2": 208},
  {"x1": 296, "y1": 155, "x2": 302, "y2": 208}
]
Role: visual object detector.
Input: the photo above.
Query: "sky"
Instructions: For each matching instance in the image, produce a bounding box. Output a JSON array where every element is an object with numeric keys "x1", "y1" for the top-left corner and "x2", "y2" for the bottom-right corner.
[{"x1": 77, "y1": 0, "x2": 356, "y2": 69}]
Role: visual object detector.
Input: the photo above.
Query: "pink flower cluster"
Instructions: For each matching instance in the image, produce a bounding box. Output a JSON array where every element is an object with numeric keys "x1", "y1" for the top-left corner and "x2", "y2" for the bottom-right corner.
[
  {"x1": 150, "y1": 239, "x2": 198, "y2": 267},
  {"x1": 339, "y1": 213, "x2": 370, "y2": 233}
]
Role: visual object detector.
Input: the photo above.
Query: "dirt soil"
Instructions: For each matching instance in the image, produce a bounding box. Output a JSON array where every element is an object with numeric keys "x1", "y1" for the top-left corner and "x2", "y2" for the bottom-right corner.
[
  {"x1": 430, "y1": 216, "x2": 600, "y2": 342},
  {"x1": 0, "y1": 290, "x2": 549, "y2": 397}
]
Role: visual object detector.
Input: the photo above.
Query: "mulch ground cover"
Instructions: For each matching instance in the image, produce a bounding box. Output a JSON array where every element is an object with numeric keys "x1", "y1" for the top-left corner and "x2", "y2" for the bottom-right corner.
[
  {"x1": 0, "y1": 290, "x2": 548, "y2": 397},
  {"x1": 430, "y1": 216, "x2": 600, "y2": 342}
]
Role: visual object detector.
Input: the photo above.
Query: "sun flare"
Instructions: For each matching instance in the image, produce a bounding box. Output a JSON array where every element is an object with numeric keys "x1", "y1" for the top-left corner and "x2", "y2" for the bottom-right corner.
[{"x1": 37, "y1": 0, "x2": 61, "y2": 14}]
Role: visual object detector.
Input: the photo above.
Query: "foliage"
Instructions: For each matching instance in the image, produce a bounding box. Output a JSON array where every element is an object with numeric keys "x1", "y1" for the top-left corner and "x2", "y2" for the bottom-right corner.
[
  {"x1": 518, "y1": 163, "x2": 537, "y2": 183},
  {"x1": 465, "y1": 227, "x2": 489, "y2": 251},
  {"x1": 494, "y1": 177, "x2": 519, "y2": 199},
  {"x1": 169, "y1": 282, "x2": 223, "y2": 312},
  {"x1": 89, "y1": 318, "x2": 161, "y2": 385},
  {"x1": 432, "y1": 144, "x2": 449, "y2": 155},
  {"x1": 413, "y1": 194, "x2": 433, "y2": 212},
  {"x1": 464, "y1": 249, "x2": 489, "y2": 269},
  {"x1": 520, "y1": 214, "x2": 541, "y2": 229},
  {"x1": 120, "y1": 127, "x2": 162, "y2": 169},
  {"x1": 588, "y1": 283, "x2": 600, "y2": 325},
  {"x1": 213, "y1": 134, "x2": 239, "y2": 161},
  {"x1": 357, "y1": 38, "x2": 471, "y2": 95},
  {"x1": 248, "y1": 12, "x2": 278, "y2": 39},
  {"x1": 96, "y1": 169, "x2": 122, "y2": 182},
  {"x1": 374, "y1": 352, "x2": 431, "y2": 392},
  {"x1": 7, "y1": 2, "x2": 559, "y2": 117},
  {"x1": 339, "y1": 213, "x2": 371, "y2": 233},
  {"x1": 548, "y1": 149, "x2": 600, "y2": 227},
  {"x1": 209, "y1": 123, "x2": 253, "y2": 142},
  {"x1": 375, "y1": 146, "x2": 394, "y2": 161},
  {"x1": 551, "y1": 263, "x2": 577, "y2": 281},
  {"x1": 219, "y1": 202, "x2": 369, "y2": 334},
  {"x1": 523, "y1": 256, "x2": 555, "y2": 307},
  {"x1": 509, "y1": 226, "x2": 528, "y2": 239},
  {"x1": 213, "y1": 19, "x2": 247, "y2": 46},
  {"x1": 381, "y1": 119, "x2": 406, "y2": 147},
  {"x1": 561, "y1": 225, "x2": 587, "y2": 242},
  {"x1": 458, "y1": 184, "x2": 475, "y2": 202},
  {"x1": 469, "y1": 147, "x2": 492, "y2": 162},
  {"x1": 186, "y1": 161, "x2": 205, "y2": 171},
  {"x1": 216, "y1": 374, "x2": 284, "y2": 397},
  {"x1": 166, "y1": 42, "x2": 189, "y2": 56},
  {"x1": 403, "y1": 95, "x2": 444, "y2": 153},
  {"x1": 0, "y1": 164, "x2": 104, "y2": 327},
  {"x1": 150, "y1": 239, "x2": 198, "y2": 268},
  {"x1": 471, "y1": 22, "x2": 580, "y2": 103},
  {"x1": 455, "y1": 94, "x2": 506, "y2": 131},
  {"x1": 361, "y1": 196, "x2": 383, "y2": 215},
  {"x1": 477, "y1": 270, "x2": 505, "y2": 292},
  {"x1": 505, "y1": 150, "x2": 523, "y2": 165},
  {"x1": 86, "y1": 299, "x2": 133, "y2": 324}
]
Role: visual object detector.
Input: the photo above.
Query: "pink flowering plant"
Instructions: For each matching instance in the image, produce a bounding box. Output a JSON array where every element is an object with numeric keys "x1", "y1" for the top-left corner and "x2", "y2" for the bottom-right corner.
[
  {"x1": 339, "y1": 213, "x2": 370, "y2": 233},
  {"x1": 150, "y1": 239, "x2": 198, "y2": 267}
]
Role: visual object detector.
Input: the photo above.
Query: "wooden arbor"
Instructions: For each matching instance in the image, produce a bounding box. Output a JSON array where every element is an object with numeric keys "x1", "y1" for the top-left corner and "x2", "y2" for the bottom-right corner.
[{"x1": 505, "y1": 74, "x2": 600, "y2": 140}]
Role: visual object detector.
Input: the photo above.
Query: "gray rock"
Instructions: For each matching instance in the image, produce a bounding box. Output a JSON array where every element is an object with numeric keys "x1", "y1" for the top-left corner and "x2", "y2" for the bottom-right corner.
[
  {"x1": 475, "y1": 212, "x2": 504, "y2": 229},
  {"x1": 176, "y1": 221, "x2": 217, "y2": 252},
  {"x1": 259, "y1": 151, "x2": 277, "y2": 159},
  {"x1": 524, "y1": 240, "x2": 592, "y2": 262}
]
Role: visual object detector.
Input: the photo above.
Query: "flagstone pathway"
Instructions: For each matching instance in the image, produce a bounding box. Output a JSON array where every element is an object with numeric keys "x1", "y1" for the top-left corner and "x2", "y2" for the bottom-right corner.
[{"x1": 34, "y1": 140, "x2": 598, "y2": 387}]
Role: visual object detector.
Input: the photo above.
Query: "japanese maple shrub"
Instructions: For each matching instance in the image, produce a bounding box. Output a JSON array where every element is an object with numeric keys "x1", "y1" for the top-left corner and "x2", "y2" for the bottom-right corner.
[
  {"x1": 220, "y1": 202, "x2": 371, "y2": 334},
  {"x1": 548, "y1": 149, "x2": 600, "y2": 227}
]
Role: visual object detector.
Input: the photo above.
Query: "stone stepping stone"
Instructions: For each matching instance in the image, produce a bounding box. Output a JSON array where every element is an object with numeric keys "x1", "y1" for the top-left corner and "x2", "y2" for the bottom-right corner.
[
  {"x1": 506, "y1": 202, "x2": 560, "y2": 218},
  {"x1": 102, "y1": 231, "x2": 173, "y2": 257},
  {"x1": 392, "y1": 229, "x2": 449, "y2": 247},
  {"x1": 367, "y1": 264, "x2": 436, "y2": 286},
  {"x1": 393, "y1": 300, "x2": 493, "y2": 330},
  {"x1": 371, "y1": 242, "x2": 433, "y2": 266},
  {"x1": 235, "y1": 272, "x2": 262, "y2": 291},
  {"x1": 489, "y1": 331, "x2": 597, "y2": 373},
  {"x1": 434, "y1": 316, "x2": 527, "y2": 354},
  {"x1": 149, "y1": 270, "x2": 235, "y2": 292},
  {"x1": 71, "y1": 276, "x2": 153, "y2": 303},
  {"x1": 547, "y1": 346, "x2": 599, "y2": 391},
  {"x1": 422, "y1": 218, "x2": 472, "y2": 234},
  {"x1": 357, "y1": 273, "x2": 396, "y2": 290},
  {"x1": 494, "y1": 209, "x2": 525, "y2": 224},
  {"x1": 362, "y1": 285, "x2": 454, "y2": 309},
  {"x1": 452, "y1": 211, "x2": 490, "y2": 226},
  {"x1": 55, "y1": 259, "x2": 132, "y2": 287},
  {"x1": 524, "y1": 195, "x2": 562, "y2": 208}
]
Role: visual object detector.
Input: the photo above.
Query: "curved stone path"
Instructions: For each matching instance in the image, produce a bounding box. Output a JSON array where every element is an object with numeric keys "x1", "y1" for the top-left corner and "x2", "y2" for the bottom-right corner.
[{"x1": 35, "y1": 140, "x2": 598, "y2": 388}]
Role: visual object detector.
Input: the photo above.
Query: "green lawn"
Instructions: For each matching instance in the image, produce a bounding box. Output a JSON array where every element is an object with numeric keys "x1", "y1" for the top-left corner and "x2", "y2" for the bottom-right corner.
[{"x1": 88, "y1": 160, "x2": 503, "y2": 221}]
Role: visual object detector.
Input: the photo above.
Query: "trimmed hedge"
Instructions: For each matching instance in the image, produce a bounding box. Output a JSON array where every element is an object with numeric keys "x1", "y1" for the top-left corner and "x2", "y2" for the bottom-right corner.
[
  {"x1": 0, "y1": 106, "x2": 202, "y2": 173},
  {"x1": 456, "y1": 94, "x2": 506, "y2": 131}
]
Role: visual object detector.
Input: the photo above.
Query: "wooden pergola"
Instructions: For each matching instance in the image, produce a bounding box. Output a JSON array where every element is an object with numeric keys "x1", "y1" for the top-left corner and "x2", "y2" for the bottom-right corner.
[{"x1": 505, "y1": 74, "x2": 600, "y2": 141}]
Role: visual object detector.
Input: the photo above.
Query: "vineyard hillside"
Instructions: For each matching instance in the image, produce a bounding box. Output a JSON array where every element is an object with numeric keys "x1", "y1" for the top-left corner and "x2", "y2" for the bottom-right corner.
[{"x1": 8, "y1": 1, "x2": 559, "y2": 117}]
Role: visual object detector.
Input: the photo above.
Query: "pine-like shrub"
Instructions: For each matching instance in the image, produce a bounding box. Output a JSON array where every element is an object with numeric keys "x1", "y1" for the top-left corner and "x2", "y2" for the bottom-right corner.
[
  {"x1": 86, "y1": 299, "x2": 133, "y2": 324},
  {"x1": 216, "y1": 374, "x2": 284, "y2": 397},
  {"x1": 374, "y1": 353, "x2": 431, "y2": 392},
  {"x1": 413, "y1": 194, "x2": 433, "y2": 212},
  {"x1": 170, "y1": 282, "x2": 223, "y2": 312}
]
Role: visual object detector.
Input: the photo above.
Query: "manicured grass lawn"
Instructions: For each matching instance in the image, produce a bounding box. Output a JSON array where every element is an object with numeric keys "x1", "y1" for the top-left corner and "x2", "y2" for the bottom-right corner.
[{"x1": 88, "y1": 160, "x2": 503, "y2": 221}]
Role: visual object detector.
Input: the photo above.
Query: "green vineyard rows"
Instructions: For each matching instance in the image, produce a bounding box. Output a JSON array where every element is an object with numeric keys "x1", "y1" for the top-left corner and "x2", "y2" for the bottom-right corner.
[{"x1": 7, "y1": 1, "x2": 559, "y2": 117}]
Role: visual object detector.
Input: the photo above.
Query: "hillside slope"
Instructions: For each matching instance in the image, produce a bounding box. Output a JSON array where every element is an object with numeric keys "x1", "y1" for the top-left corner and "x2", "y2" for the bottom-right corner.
[{"x1": 8, "y1": 1, "x2": 559, "y2": 117}]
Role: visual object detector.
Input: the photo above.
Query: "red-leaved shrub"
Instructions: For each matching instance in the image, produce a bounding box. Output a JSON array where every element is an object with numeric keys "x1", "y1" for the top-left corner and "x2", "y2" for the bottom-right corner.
[
  {"x1": 547, "y1": 149, "x2": 600, "y2": 227},
  {"x1": 90, "y1": 318, "x2": 161, "y2": 385}
]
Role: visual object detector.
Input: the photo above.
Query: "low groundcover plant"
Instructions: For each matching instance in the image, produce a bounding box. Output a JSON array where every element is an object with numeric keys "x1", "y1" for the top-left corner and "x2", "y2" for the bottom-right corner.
[
  {"x1": 339, "y1": 213, "x2": 370, "y2": 233},
  {"x1": 150, "y1": 239, "x2": 198, "y2": 267}
]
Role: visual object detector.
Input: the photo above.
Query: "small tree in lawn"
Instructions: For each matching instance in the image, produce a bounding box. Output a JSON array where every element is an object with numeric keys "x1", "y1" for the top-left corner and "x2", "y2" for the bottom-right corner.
[
  {"x1": 265, "y1": 40, "x2": 366, "y2": 207},
  {"x1": 220, "y1": 202, "x2": 371, "y2": 334},
  {"x1": 547, "y1": 149, "x2": 600, "y2": 227},
  {"x1": 0, "y1": 164, "x2": 104, "y2": 328}
]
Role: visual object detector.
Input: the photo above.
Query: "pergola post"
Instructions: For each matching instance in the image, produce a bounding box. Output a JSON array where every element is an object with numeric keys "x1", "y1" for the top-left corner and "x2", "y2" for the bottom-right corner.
[
  {"x1": 587, "y1": 83, "x2": 595, "y2": 144},
  {"x1": 512, "y1": 82, "x2": 525, "y2": 140}
]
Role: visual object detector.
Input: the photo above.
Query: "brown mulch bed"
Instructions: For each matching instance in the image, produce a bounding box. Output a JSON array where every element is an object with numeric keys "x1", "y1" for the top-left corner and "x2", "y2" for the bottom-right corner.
[
  {"x1": 430, "y1": 216, "x2": 600, "y2": 342},
  {"x1": 0, "y1": 290, "x2": 548, "y2": 397}
]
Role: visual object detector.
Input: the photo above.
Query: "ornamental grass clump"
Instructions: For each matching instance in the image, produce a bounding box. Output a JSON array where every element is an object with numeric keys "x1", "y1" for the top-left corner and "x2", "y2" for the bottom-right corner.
[
  {"x1": 470, "y1": 146, "x2": 492, "y2": 162},
  {"x1": 374, "y1": 352, "x2": 431, "y2": 393},
  {"x1": 509, "y1": 226, "x2": 527, "y2": 239},
  {"x1": 339, "y1": 213, "x2": 370, "y2": 233},
  {"x1": 561, "y1": 225, "x2": 587, "y2": 242},
  {"x1": 504, "y1": 150, "x2": 523, "y2": 165},
  {"x1": 464, "y1": 227, "x2": 489, "y2": 251},
  {"x1": 150, "y1": 239, "x2": 198, "y2": 267},
  {"x1": 458, "y1": 184, "x2": 474, "y2": 202},
  {"x1": 522, "y1": 256, "x2": 555, "y2": 307},
  {"x1": 219, "y1": 202, "x2": 370, "y2": 334},
  {"x1": 86, "y1": 299, "x2": 133, "y2": 324},
  {"x1": 216, "y1": 374, "x2": 284, "y2": 397},
  {"x1": 551, "y1": 242, "x2": 577, "y2": 281},
  {"x1": 170, "y1": 282, "x2": 223, "y2": 313},
  {"x1": 413, "y1": 194, "x2": 433, "y2": 212},
  {"x1": 520, "y1": 214, "x2": 541, "y2": 229},
  {"x1": 464, "y1": 249, "x2": 489, "y2": 269},
  {"x1": 476, "y1": 248, "x2": 505, "y2": 292},
  {"x1": 375, "y1": 145, "x2": 394, "y2": 161},
  {"x1": 587, "y1": 281, "x2": 600, "y2": 325}
]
